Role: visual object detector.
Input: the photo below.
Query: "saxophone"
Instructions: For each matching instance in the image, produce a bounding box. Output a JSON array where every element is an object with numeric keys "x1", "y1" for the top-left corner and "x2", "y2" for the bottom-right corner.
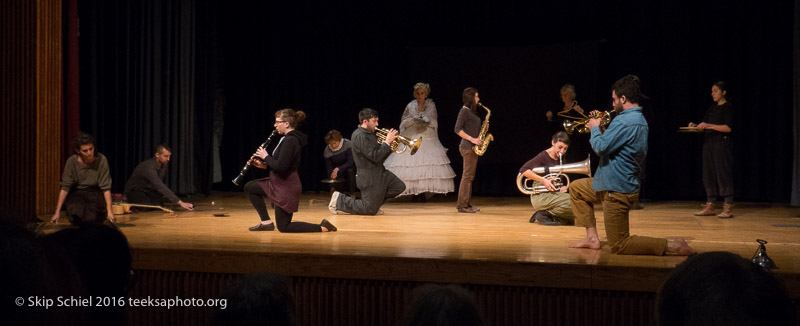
[{"x1": 473, "y1": 102, "x2": 494, "y2": 156}]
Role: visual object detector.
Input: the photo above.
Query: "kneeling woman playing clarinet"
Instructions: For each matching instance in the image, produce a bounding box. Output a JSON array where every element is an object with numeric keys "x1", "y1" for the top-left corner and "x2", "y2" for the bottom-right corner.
[{"x1": 245, "y1": 108, "x2": 337, "y2": 232}]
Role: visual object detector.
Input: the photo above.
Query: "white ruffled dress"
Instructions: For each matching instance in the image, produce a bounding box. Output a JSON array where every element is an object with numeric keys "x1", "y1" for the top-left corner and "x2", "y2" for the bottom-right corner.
[{"x1": 383, "y1": 99, "x2": 456, "y2": 195}]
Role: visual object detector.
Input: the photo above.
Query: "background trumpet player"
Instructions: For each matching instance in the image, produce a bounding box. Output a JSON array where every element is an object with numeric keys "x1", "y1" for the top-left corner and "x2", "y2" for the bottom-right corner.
[
  {"x1": 518, "y1": 131, "x2": 575, "y2": 226},
  {"x1": 545, "y1": 83, "x2": 585, "y2": 122},
  {"x1": 545, "y1": 83, "x2": 588, "y2": 162},
  {"x1": 329, "y1": 108, "x2": 406, "y2": 215},
  {"x1": 453, "y1": 87, "x2": 483, "y2": 213}
]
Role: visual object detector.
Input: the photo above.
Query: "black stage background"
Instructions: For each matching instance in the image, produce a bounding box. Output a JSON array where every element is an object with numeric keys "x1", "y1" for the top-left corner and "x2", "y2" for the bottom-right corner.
[{"x1": 76, "y1": 0, "x2": 795, "y2": 202}]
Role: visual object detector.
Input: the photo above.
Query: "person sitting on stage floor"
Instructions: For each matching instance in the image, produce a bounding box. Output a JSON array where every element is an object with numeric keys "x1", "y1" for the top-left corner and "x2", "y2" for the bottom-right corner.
[
  {"x1": 328, "y1": 108, "x2": 406, "y2": 215},
  {"x1": 245, "y1": 108, "x2": 337, "y2": 232},
  {"x1": 323, "y1": 129, "x2": 356, "y2": 195},
  {"x1": 51, "y1": 132, "x2": 115, "y2": 225},
  {"x1": 123, "y1": 144, "x2": 194, "y2": 211},
  {"x1": 657, "y1": 251, "x2": 796, "y2": 326},
  {"x1": 569, "y1": 75, "x2": 694, "y2": 255},
  {"x1": 519, "y1": 131, "x2": 575, "y2": 226}
]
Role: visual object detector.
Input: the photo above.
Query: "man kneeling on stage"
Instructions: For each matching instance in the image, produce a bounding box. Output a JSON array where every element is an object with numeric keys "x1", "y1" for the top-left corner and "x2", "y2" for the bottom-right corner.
[
  {"x1": 124, "y1": 144, "x2": 194, "y2": 211},
  {"x1": 569, "y1": 75, "x2": 693, "y2": 255},
  {"x1": 518, "y1": 131, "x2": 575, "y2": 226},
  {"x1": 329, "y1": 108, "x2": 406, "y2": 215}
]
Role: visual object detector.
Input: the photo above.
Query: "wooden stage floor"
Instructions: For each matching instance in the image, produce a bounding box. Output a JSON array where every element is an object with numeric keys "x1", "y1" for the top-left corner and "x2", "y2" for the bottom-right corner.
[{"x1": 45, "y1": 192, "x2": 800, "y2": 297}]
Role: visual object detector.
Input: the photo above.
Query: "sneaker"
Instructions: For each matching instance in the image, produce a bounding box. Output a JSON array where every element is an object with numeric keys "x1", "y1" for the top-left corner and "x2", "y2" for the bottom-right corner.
[
  {"x1": 693, "y1": 202, "x2": 715, "y2": 216},
  {"x1": 457, "y1": 207, "x2": 479, "y2": 213},
  {"x1": 329, "y1": 191, "x2": 341, "y2": 214},
  {"x1": 717, "y1": 203, "x2": 734, "y2": 219},
  {"x1": 249, "y1": 222, "x2": 275, "y2": 231}
]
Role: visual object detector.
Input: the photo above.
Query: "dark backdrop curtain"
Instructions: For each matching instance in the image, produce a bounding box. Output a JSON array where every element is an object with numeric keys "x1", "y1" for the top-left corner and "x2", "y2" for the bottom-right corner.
[
  {"x1": 78, "y1": 0, "x2": 219, "y2": 196},
  {"x1": 215, "y1": 0, "x2": 796, "y2": 202},
  {"x1": 793, "y1": 0, "x2": 800, "y2": 206},
  {"x1": 77, "y1": 0, "x2": 797, "y2": 202}
]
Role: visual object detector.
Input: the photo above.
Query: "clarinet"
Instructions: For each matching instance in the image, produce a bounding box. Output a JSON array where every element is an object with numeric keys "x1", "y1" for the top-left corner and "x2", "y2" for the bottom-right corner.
[{"x1": 232, "y1": 130, "x2": 279, "y2": 186}]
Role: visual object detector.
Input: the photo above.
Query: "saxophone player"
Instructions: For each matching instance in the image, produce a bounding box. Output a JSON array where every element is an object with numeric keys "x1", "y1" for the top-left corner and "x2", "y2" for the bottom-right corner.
[
  {"x1": 518, "y1": 131, "x2": 575, "y2": 226},
  {"x1": 453, "y1": 87, "x2": 483, "y2": 213}
]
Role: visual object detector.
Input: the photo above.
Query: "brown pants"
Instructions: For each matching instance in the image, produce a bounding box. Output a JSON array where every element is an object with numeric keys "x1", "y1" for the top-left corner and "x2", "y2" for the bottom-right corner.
[
  {"x1": 457, "y1": 147, "x2": 478, "y2": 208},
  {"x1": 569, "y1": 178, "x2": 666, "y2": 255}
]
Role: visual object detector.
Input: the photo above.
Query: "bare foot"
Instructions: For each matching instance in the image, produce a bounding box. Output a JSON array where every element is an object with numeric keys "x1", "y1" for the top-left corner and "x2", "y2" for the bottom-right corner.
[
  {"x1": 569, "y1": 237, "x2": 601, "y2": 249},
  {"x1": 666, "y1": 237, "x2": 696, "y2": 255}
]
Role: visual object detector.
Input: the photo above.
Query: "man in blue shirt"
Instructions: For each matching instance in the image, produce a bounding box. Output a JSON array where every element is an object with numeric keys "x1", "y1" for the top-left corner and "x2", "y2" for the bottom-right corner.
[{"x1": 568, "y1": 75, "x2": 694, "y2": 255}]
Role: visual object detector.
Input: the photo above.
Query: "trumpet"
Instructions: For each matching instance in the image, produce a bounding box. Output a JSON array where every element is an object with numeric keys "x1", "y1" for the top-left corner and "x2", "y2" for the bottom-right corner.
[
  {"x1": 516, "y1": 155, "x2": 592, "y2": 195},
  {"x1": 232, "y1": 130, "x2": 278, "y2": 186},
  {"x1": 375, "y1": 128, "x2": 421, "y2": 155},
  {"x1": 562, "y1": 111, "x2": 612, "y2": 134}
]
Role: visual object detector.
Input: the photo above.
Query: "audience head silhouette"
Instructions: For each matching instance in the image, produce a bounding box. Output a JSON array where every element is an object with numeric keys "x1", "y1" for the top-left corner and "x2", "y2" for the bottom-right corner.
[
  {"x1": 401, "y1": 283, "x2": 486, "y2": 326},
  {"x1": 215, "y1": 273, "x2": 294, "y2": 326},
  {"x1": 657, "y1": 251, "x2": 795, "y2": 326}
]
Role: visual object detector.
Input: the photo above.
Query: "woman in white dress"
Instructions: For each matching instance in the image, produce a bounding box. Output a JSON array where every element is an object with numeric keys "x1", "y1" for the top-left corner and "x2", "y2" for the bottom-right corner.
[{"x1": 384, "y1": 82, "x2": 456, "y2": 202}]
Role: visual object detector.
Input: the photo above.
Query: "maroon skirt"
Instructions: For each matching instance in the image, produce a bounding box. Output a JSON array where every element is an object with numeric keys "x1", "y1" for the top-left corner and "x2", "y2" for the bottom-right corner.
[{"x1": 257, "y1": 170, "x2": 301, "y2": 213}]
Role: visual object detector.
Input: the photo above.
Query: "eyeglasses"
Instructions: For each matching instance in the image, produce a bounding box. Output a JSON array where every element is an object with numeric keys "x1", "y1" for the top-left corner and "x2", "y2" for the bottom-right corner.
[{"x1": 274, "y1": 120, "x2": 287, "y2": 124}]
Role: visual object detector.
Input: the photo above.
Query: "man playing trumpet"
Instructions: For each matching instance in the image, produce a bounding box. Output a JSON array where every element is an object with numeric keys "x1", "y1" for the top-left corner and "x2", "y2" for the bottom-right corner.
[
  {"x1": 518, "y1": 131, "x2": 575, "y2": 226},
  {"x1": 569, "y1": 75, "x2": 694, "y2": 255},
  {"x1": 329, "y1": 108, "x2": 406, "y2": 215}
]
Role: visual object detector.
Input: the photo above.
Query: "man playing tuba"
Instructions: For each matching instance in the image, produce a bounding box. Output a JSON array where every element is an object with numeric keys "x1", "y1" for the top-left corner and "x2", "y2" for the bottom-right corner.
[{"x1": 518, "y1": 131, "x2": 576, "y2": 225}]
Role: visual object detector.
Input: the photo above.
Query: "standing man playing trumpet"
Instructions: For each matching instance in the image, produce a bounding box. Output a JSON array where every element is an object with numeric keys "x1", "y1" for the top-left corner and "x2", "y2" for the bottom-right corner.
[
  {"x1": 569, "y1": 75, "x2": 695, "y2": 255},
  {"x1": 518, "y1": 131, "x2": 575, "y2": 226},
  {"x1": 329, "y1": 108, "x2": 406, "y2": 215}
]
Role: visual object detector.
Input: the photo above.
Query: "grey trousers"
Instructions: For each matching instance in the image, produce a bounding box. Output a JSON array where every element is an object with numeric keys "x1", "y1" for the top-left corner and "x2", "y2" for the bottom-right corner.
[{"x1": 337, "y1": 171, "x2": 405, "y2": 215}]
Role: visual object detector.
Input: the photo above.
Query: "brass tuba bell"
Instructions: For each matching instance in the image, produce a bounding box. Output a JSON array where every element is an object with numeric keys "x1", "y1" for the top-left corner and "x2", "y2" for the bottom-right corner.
[
  {"x1": 516, "y1": 155, "x2": 592, "y2": 195},
  {"x1": 376, "y1": 127, "x2": 422, "y2": 155}
]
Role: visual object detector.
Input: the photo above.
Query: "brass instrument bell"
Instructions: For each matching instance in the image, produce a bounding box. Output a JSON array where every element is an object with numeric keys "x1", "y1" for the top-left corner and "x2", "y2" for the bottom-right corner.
[
  {"x1": 561, "y1": 111, "x2": 612, "y2": 134},
  {"x1": 516, "y1": 155, "x2": 592, "y2": 195},
  {"x1": 376, "y1": 128, "x2": 422, "y2": 155}
]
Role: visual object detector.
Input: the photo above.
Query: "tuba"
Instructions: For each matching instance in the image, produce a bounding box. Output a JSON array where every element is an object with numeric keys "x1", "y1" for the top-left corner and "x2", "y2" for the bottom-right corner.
[
  {"x1": 516, "y1": 155, "x2": 592, "y2": 195},
  {"x1": 376, "y1": 128, "x2": 422, "y2": 155},
  {"x1": 562, "y1": 111, "x2": 612, "y2": 134},
  {"x1": 473, "y1": 102, "x2": 494, "y2": 156}
]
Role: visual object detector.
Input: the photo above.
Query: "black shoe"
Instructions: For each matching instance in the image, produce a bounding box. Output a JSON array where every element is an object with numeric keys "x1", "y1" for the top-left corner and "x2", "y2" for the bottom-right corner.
[
  {"x1": 320, "y1": 219, "x2": 337, "y2": 232},
  {"x1": 249, "y1": 222, "x2": 275, "y2": 231},
  {"x1": 533, "y1": 210, "x2": 560, "y2": 226}
]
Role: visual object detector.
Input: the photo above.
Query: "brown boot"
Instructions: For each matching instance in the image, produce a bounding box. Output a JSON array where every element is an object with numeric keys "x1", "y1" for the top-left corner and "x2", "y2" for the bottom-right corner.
[
  {"x1": 717, "y1": 203, "x2": 734, "y2": 218},
  {"x1": 693, "y1": 202, "x2": 716, "y2": 216}
]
